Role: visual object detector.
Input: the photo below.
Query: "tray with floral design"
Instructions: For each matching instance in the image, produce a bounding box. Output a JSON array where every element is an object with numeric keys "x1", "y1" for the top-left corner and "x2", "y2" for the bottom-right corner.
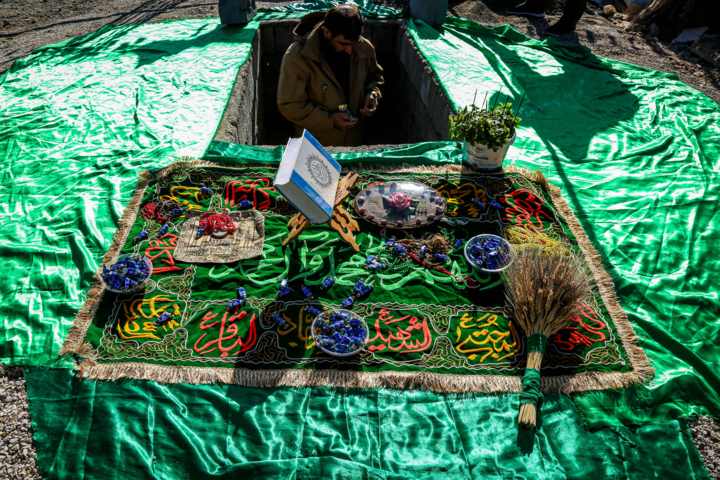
[{"x1": 352, "y1": 181, "x2": 447, "y2": 229}]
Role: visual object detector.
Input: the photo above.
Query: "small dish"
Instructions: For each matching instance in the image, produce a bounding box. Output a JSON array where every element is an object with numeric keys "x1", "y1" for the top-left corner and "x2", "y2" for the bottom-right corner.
[
  {"x1": 464, "y1": 234, "x2": 514, "y2": 273},
  {"x1": 99, "y1": 254, "x2": 153, "y2": 294},
  {"x1": 311, "y1": 309, "x2": 369, "y2": 357}
]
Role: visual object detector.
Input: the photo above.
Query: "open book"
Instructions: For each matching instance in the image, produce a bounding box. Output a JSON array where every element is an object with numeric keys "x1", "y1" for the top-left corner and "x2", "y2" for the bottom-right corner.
[{"x1": 274, "y1": 130, "x2": 341, "y2": 225}]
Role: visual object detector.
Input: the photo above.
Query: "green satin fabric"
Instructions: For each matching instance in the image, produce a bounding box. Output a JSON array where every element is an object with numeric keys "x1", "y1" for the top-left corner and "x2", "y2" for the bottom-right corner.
[
  {"x1": 256, "y1": 0, "x2": 405, "y2": 20},
  {"x1": 406, "y1": 17, "x2": 720, "y2": 425},
  {"x1": 26, "y1": 367, "x2": 709, "y2": 480},
  {"x1": 0, "y1": 19, "x2": 259, "y2": 365},
  {"x1": 205, "y1": 140, "x2": 462, "y2": 165},
  {"x1": 4, "y1": 5, "x2": 719, "y2": 477}
]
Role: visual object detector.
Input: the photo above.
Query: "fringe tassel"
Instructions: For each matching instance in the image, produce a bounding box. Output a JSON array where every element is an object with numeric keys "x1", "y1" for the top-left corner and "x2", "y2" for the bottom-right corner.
[
  {"x1": 59, "y1": 172, "x2": 151, "y2": 356},
  {"x1": 76, "y1": 362, "x2": 525, "y2": 393},
  {"x1": 74, "y1": 362, "x2": 650, "y2": 394},
  {"x1": 63, "y1": 160, "x2": 654, "y2": 393},
  {"x1": 534, "y1": 168, "x2": 656, "y2": 388}
]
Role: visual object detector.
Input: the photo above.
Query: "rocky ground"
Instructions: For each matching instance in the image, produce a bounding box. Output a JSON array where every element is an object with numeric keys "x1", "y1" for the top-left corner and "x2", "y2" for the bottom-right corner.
[
  {"x1": 691, "y1": 417, "x2": 720, "y2": 479},
  {"x1": 0, "y1": 366, "x2": 41, "y2": 480},
  {"x1": 1, "y1": 0, "x2": 719, "y2": 478}
]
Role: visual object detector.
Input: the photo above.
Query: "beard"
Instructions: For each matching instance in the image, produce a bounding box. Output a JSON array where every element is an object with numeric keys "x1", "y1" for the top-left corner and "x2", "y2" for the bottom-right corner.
[{"x1": 321, "y1": 35, "x2": 350, "y2": 61}]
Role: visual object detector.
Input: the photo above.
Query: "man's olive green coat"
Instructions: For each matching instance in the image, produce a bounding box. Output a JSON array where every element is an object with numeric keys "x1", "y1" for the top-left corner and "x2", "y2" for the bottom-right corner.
[{"x1": 277, "y1": 14, "x2": 384, "y2": 146}]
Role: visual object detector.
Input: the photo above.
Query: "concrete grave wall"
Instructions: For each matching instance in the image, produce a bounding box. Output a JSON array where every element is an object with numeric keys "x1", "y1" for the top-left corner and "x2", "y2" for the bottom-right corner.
[
  {"x1": 214, "y1": 33, "x2": 262, "y2": 145},
  {"x1": 214, "y1": 19, "x2": 453, "y2": 147}
]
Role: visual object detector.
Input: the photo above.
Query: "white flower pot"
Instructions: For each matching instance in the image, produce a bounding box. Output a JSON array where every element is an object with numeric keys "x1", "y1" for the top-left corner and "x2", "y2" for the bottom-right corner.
[{"x1": 462, "y1": 133, "x2": 516, "y2": 172}]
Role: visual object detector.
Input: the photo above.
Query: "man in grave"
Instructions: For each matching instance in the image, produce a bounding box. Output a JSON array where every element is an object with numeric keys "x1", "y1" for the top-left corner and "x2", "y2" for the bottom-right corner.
[{"x1": 277, "y1": 5, "x2": 385, "y2": 147}]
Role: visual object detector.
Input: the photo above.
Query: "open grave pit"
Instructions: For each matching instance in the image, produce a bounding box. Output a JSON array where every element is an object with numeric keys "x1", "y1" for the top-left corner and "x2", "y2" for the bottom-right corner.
[{"x1": 214, "y1": 18, "x2": 454, "y2": 148}]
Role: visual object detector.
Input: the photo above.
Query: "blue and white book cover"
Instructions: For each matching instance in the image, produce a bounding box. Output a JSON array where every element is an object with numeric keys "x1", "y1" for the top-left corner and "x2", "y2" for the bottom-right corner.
[{"x1": 274, "y1": 130, "x2": 341, "y2": 224}]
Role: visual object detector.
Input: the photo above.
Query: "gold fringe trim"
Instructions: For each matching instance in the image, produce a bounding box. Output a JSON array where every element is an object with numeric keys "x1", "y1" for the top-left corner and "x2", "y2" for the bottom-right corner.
[
  {"x1": 59, "y1": 171, "x2": 151, "y2": 356},
  {"x1": 512, "y1": 165, "x2": 656, "y2": 389},
  {"x1": 74, "y1": 362, "x2": 648, "y2": 395},
  {"x1": 63, "y1": 159, "x2": 654, "y2": 393}
]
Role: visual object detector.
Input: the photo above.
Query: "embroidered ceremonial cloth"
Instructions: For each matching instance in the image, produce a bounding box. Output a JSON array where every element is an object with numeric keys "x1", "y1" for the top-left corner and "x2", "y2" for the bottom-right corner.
[{"x1": 63, "y1": 162, "x2": 652, "y2": 393}]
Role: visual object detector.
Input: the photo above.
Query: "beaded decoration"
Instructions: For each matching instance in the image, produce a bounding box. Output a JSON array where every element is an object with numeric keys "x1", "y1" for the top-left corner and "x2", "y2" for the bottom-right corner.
[
  {"x1": 466, "y1": 235, "x2": 513, "y2": 271},
  {"x1": 379, "y1": 233, "x2": 482, "y2": 289},
  {"x1": 141, "y1": 199, "x2": 184, "y2": 224},
  {"x1": 313, "y1": 310, "x2": 367, "y2": 355},
  {"x1": 198, "y1": 209, "x2": 236, "y2": 236},
  {"x1": 101, "y1": 254, "x2": 151, "y2": 293}
]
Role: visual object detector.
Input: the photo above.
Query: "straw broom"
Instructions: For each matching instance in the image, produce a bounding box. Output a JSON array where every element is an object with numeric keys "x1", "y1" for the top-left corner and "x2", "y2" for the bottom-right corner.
[{"x1": 503, "y1": 247, "x2": 591, "y2": 428}]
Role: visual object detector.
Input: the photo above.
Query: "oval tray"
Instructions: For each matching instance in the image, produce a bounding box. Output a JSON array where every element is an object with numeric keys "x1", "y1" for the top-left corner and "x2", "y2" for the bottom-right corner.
[{"x1": 353, "y1": 181, "x2": 447, "y2": 229}]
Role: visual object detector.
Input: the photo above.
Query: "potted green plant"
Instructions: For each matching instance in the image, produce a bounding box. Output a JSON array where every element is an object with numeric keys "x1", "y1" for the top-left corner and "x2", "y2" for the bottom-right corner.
[{"x1": 449, "y1": 95, "x2": 523, "y2": 171}]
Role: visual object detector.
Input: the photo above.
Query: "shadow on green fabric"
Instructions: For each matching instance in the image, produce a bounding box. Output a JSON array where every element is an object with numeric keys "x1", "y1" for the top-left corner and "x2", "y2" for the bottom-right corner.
[
  {"x1": 25, "y1": 368, "x2": 710, "y2": 479},
  {"x1": 406, "y1": 16, "x2": 720, "y2": 427}
]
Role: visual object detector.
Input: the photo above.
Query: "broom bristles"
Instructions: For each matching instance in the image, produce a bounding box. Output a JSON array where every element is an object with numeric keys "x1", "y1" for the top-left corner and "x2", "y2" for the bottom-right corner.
[
  {"x1": 503, "y1": 247, "x2": 591, "y2": 338},
  {"x1": 503, "y1": 248, "x2": 592, "y2": 428}
]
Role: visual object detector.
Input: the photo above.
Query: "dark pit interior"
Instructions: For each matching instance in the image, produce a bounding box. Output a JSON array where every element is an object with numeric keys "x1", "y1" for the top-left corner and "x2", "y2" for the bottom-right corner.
[{"x1": 215, "y1": 19, "x2": 453, "y2": 147}]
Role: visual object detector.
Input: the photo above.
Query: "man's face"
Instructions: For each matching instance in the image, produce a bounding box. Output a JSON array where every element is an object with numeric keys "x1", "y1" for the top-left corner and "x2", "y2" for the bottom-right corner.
[{"x1": 322, "y1": 26, "x2": 356, "y2": 55}]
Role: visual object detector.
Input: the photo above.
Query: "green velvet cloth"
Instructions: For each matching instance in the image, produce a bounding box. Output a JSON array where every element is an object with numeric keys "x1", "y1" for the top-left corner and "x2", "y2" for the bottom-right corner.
[
  {"x1": 406, "y1": 17, "x2": 720, "y2": 425},
  {"x1": 76, "y1": 165, "x2": 634, "y2": 384},
  {"x1": 25, "y1": 368, "x2": 710, "y2": 480}
]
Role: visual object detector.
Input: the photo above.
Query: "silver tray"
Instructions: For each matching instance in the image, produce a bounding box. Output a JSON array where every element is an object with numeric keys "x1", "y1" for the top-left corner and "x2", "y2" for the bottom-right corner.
[{"x1": 352, "y1": 181, "x2": 447, "y2": 229}]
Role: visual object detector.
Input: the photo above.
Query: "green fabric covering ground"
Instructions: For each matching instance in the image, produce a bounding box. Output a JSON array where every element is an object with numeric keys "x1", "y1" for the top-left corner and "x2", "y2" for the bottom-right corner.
[
  {"x1": 256, "y1": 0, "x2": 405, "y2": 19},
  {"x1": 204, "y1": 140, "x2": 461, "y2": 165},
  {"x1": 406, "y1": 17, "x2": 720, "y2": 426},
  {"x1": 0, "y1": 19, "x2": 259, "y2": 366},
  {"x1": 0, "y1": 5, "x2": 714, "y2": 479},
  {"x1": 26, "y1": 367, "x2": 710, "y2": 480}
]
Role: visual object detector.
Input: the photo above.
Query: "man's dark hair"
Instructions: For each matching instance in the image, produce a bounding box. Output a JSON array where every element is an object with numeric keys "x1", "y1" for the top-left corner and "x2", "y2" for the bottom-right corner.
[{"x1": 323, "y1": 5, "x2": 363, "y2": 41}]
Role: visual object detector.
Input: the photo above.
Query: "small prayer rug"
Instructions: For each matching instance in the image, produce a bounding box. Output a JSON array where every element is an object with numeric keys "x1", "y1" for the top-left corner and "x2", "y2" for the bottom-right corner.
[{"x1": 61, "y1": 161, "x2": 653, "y2": 393}]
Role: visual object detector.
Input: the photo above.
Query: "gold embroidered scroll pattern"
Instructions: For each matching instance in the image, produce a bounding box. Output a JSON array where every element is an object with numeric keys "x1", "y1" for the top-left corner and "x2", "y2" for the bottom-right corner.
[
  {"x1": 161, "y1": 185, "x2": 205, "y2": 207},
  {"x1": 116, "y1": 294, "x2": 181, "y2": 341},
  {"x1": 273, "y1": 306, "x2": 318, "y2": 350}
]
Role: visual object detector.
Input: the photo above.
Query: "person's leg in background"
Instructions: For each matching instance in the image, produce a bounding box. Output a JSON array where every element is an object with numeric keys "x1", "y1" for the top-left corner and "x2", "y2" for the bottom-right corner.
[
  {"x1": 507, "y1": 0, "x2": 589, "y2": 36},
  {"x1": 545, "y1": 0, "x2": 588, "y2": 36}
]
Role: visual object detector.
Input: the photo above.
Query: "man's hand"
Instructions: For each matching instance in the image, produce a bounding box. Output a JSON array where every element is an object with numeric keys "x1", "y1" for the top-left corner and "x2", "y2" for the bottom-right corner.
[
  {"x1": 333, "y1": 112, "x2": 358, "y2": 130},
  {"x1": 360, "y1": 93, "x2": 378, "y2": 117}
]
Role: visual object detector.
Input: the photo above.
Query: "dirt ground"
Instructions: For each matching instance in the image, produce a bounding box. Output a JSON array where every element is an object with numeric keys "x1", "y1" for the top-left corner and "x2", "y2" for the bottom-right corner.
[
  {"x1": 448, "y1": 0, "x2": 720, "y2": 104},
  {"x1": 1, "y1": 0, "x2": 718, "y2": 105},
  {"x1": 0, "y1": 0, "x2": 718, "y2": 105}
]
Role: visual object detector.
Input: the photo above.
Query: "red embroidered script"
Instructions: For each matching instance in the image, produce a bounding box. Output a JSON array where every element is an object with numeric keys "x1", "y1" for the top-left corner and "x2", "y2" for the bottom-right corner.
[
  {"x1": 501, "y1": 189, "x2": 552, "y2": 230},
  {"x1": 367, "y1": 308, "x2": 432, "y2": 353},
  {"x1": 145, "y1": 234, "x2": 182, "y2": 274},
  {"x1": 193, "y1": 309, "x2": 258, "y2": 358},
  {"x1": 550, "y1": 303, "x2": 607, "y2": 351}
]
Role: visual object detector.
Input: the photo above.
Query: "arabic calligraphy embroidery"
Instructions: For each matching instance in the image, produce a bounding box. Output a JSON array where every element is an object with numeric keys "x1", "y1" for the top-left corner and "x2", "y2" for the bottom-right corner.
[
  {"x1": 550, "y1": 303, "x2": 608, "y2": 351},
  {"x1": 225, "y1": 179, "x2": 276, "y2": 211},
  {"x1": 501, "y1": 189, "x2": 552, "y2": 230},
  {"x1": 193, "y1": 309, "x2": 258, "y2": 357},
  {"x1": 117, "y1": 295, "x2": 181, "y2": 341},
  {"x1": 144, "y1": 234, "x2": 182, "y2": 274},
  {"x1": 367, "y1": 308, "x2": 433, "y2": 353},
  {"x1": 454, "y1": 313, "x2": 519, "y2": 362}
]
